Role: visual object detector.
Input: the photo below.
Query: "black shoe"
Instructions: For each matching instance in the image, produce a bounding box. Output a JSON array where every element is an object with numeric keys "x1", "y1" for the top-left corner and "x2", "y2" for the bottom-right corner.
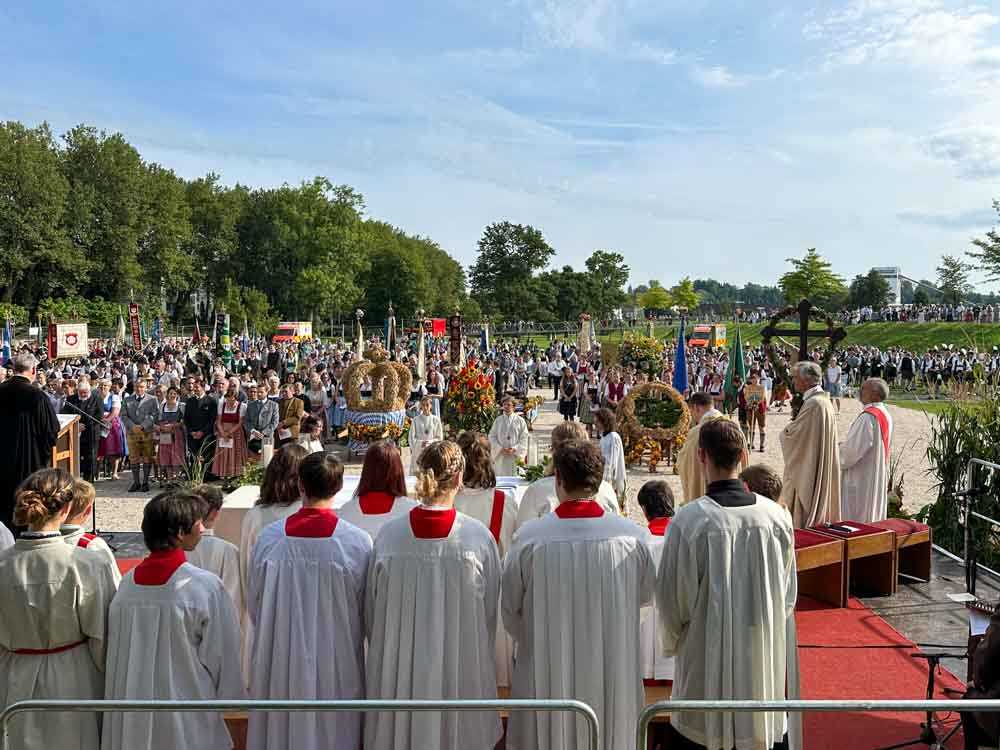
[
  {"x1": 127, "y1": 482, "x2": 141, "y2": 493},
  {"x1": 141, "y1": 483, "x2": 150, "y2": 493}
]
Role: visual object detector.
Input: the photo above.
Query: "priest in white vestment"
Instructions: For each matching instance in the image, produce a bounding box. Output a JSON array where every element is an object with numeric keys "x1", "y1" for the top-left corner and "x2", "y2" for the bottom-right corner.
[
  {"x1": 488, "y1": 397, "x2": 529, "y2": 476},
  {"x1": 839, "y1": 377, "x2": 893, "y2": 523},
  {"x1": 365, "y1": 440, "x2": 502, "y2": 750},
  {"x1": 248, "y1": 453, "x2": 372, "y2": 750},
  {"x1": 676, "y1": 392, "x2": 727, "y2": 506},
  {"x1": 407, "y1": 396, "x2": 443, "y2": 474},
  {"x1": 658, "y1": 418, "x2": 797, "y2": 750},
  {"x1": 103, "y1": 491, "x2": 244, "y2": 750},
  {"x1": 503, "y1": 439, "x2": 655, "y2": 750},
  {"x1": 338, "y1": 439, "x2": 418, "y2": 539}
]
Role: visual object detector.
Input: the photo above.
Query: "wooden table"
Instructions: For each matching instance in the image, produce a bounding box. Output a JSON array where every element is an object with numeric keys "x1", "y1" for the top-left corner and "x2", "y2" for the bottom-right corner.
[
  {"x1": 812, "y1": 522, "x2": 896, "y2": 601},
  {"x1": 870, "y1": 519, "x2": 932, "y2": 592},
  {"x1": 794, "y1": 530, "x2": 847, "y2": 608}
]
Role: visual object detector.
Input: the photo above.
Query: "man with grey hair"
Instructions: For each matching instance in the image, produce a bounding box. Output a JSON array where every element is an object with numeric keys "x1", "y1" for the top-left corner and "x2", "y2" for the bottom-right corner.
[
  {"x1": 0, "y1": 352, "x2": 60, "y2": 530},
  {"x1": 840, "y1": 377, "x2": 893, "y2": 522},
  {"x1": 779, "y1": 360, "x2": 841, "y2": 527}
]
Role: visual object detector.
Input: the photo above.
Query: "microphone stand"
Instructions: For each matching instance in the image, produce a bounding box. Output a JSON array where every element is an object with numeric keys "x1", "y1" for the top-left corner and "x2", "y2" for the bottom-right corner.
[{"x1": 60, "y1": 399, "x2": 118, "y2": 551}]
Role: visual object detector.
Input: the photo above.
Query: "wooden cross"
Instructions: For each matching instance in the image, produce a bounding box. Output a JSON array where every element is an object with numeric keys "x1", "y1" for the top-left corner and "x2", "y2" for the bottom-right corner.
[{"x1": 760, "y1": 299, "x2": 847, "y2": 362}]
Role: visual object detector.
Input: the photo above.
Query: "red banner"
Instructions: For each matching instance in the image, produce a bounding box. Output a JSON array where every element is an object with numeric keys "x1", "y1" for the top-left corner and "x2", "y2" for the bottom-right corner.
[
  {"x1": 128, "y1": 303, "x2": 142, "y2": 348},
  {"x1": 431, "y1": 318, "x2": 446, "y2": 337},
  {"x1": 47, "y1": 323, "x2": 56, "y2": 360}
]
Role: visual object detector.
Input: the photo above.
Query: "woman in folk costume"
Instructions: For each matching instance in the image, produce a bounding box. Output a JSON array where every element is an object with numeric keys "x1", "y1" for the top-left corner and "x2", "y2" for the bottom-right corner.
[
  {"x1": 212, "y1": 384, "x2": 248, "y2": 482},
  {"x1": 154, "y1": 386, "x2": 186, "y2": 482},
  {"x1": 408, "y1": 396, "x2": 443, "y2": 474},
  {"x1": 98, "y1": 378, "x2": 128, "y2": 480},
  {"x1": 558, "y1": 365, "x2": 578, "y2": 422},
  {"x1": 578, "y1": 369, "x2": 601, "y2": 437},
  {"x1": 0, "y1": 468, "x2": 117, "y2": 750},
  {"x1": 424, "y1": 366, "x2": 445, "y2": 417},
  {"x1": 365, "y1": 440, "x2": 502, "y2": 750},
  {"x1": 338, "y1": 440, "x2": 417, "y2": 540},
  {"x1": 488, "y1": 396, "x2": 529, "y2": 477}
]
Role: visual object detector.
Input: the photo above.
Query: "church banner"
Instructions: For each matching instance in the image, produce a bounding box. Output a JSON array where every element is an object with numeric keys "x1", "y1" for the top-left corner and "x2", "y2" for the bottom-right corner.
[
  {"x1": 50, "y1": 323, "x2": 88, "y2": 359},
  {"x1": 128, "y1": 303, "x2": 142, "y2": 348}
]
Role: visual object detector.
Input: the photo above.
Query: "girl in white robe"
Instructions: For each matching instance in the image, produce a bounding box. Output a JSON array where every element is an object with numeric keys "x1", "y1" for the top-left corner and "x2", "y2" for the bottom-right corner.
[
  {"x1": 337, "y1": 440, "x2": 418, "y2": 540},
  {"x1": 0, "y1": 468, "x2": 117, "y2": 750},
  {"x1": 595, "y1": 408, "x2": 628, "y2": 506},
  {"x1": 488, "y1": 397, "x2": 529, "y2": 477},
  {"x1": 60, "y1": 477, "x2": 122, "y2": 586},
  {"x1": 407, "y1": 397, "x2": 443, "y2": 475},
  {"x1": 365, "y1": 440, "x2": 502, "y2": 750}
]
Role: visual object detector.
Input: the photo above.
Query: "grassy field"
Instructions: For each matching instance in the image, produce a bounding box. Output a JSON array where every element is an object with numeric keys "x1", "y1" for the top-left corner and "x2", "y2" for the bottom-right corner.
[{"x1": 886, "y1": 398, "x2": 954, "y2": 415}]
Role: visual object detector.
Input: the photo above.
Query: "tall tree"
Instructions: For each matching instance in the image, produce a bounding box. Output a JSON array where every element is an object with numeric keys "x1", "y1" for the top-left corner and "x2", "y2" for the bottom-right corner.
[
  {"x1": 847, "y1": 269, "x2": 892, "y2": 308},
  {"x1": 936, "y1": 254, "x2": 973, "y2": 305},
  {"x1": 669, "y1": 277, "x2": 700, "y2": 310},
  {"x1": 469, "y1": 222, "x2": 555, "y2": 320},
  {"x1": 639, "y1": 281, "x2": 672, "y2": 311},
  {"x1": 968, "y1": 200, "x2": 1000, "y2": 281},
  {"x1": 778, "y1": 248, "x2": 847, "y2": 309},
  {"x1": 584, "y1": 250, "x2": 629, "y2": 318}
]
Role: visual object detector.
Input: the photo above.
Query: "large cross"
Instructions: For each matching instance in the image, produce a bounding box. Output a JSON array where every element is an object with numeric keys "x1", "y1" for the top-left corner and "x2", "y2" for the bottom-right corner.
[{"x1": 760, "y1": 298, "x2": 847, "y2": 362}]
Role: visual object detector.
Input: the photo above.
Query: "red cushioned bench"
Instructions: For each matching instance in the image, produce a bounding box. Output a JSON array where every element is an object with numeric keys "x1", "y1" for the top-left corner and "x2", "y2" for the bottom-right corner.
[
  {"x1": 795, "y1": 530, "x2": 847, "y2": 608},
  {"x1": 812, "y1": 522, "x2": 896, "y2": 600},
  {"x1": 870, "y1": 518, "x2": 932, "y2": 592}
]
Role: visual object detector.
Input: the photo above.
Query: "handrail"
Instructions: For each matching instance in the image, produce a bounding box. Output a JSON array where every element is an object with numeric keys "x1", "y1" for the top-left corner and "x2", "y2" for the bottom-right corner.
[
  {"x1": 636, "y1": 699, "x2": 1000, "y2": 750},
  {"x1": 1, "y1": 698, "x2": 599, "y2": 750},
  {"x1": 964, "y1": 458, "x2": 1000, "y2": 594}
]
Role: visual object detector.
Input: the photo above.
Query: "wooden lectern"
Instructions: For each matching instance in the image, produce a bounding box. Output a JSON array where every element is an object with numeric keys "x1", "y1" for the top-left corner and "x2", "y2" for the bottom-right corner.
[{"x1": 53, "y1": 414, "x2": 81, "y2": 478}]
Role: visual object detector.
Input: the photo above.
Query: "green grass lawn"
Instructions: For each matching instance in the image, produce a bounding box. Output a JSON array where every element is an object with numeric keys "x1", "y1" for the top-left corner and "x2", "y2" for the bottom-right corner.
[{"x1": 886, "y1": 398, "x2": 953, "y2": 416}]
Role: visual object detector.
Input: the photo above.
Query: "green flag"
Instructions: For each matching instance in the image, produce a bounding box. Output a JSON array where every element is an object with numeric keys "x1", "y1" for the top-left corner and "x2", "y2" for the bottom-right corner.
[{"x1": 723, "y1": 324, "x2": 746, "y2": 413}]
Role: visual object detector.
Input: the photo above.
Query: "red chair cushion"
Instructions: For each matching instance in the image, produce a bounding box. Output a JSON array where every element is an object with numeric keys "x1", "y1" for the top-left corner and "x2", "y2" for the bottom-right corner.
[{"x1": 795, "y1": 529, "x2": 837, "y2": 549}]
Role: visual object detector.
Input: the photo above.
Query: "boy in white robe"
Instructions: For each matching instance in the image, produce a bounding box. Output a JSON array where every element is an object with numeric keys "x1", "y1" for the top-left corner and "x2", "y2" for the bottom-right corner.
[
  {"x1": 503, "y1": 439, "x2": 655, "y2": 750},
  {"x1": 488, "y1": 396, "x2": 528, "y2": 476},
  {"x1": 839, "y1": 377, "x2": 893, "y2": 523},
  {"x1": 636, "y1": 481, "x2": 675, "y2": 685},
  {"x1": 248, "y1": 452, "x2": 372, "y2": 750},
  {"x1": 658, "y1": 418, "x2": 797, "y2": 750},
  {"x1": 102, "y1": 489, "x2": 244, "y2": 750},
  {"x1": 187, "y1": 484, "x2": 242, "y2": 612},
  {"x1": 60, "y1": 478, "x2": 122, "y2": 586},
  {"x1": 407, "y1": 396, "x2": 443, "y2": 474}
]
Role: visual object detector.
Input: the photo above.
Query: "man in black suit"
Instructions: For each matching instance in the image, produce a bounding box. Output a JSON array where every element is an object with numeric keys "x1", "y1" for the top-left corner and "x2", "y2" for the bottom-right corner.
[
  {"x1": 61, "y1": 378, "x2": 105, "y2": 481},
  {"x1": 0, "y1": 353, "x2": 60, "y2": 530}
]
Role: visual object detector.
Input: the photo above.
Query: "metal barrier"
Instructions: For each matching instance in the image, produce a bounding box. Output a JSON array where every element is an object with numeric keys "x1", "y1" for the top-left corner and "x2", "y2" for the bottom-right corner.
[
  {"x1": 1, "y1": 698, "x2": 599, "y2": 750},
  {"x1": 636, "y1": 699, "x2": 1000, "y2": 750},
  {"x1": 964, "y1": 458, "x2": 1000, "y2": 594}
]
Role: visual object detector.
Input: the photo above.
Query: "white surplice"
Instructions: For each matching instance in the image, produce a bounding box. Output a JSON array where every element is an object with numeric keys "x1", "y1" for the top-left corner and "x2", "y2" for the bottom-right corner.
[
  {"x1": 657, "y1": 495, "x2": 797, "y2": 750},
  {"x1": 247, "y1": 513, "x2": 372, "y2": 750},
  {"x1": 514, "y1": 475, "x2": 620, "y2": 530},
  {"x1": 187, "y1": 529, "x2": 242, "y2": 613},
  {"x1": 488, "y1": 412, "x2": 529, "y2": 476},
  {"x1": 600, "y1": 431, "x2": 627, "y2": 496},
  {"x1": 102, "y1": 563, "x2": 244, "y2": 750},
  {"x1": 408, "y1": 413, "x2": 443, "y2": 474},
  {"x1": 0, "y1": 537, "x2": 117, "y2": 750},
  {"x1": 0, "y1": 521, "x2": 14, "y2": 551},
  {"x1": 639, "y1": 527, "x2": 674, "y2": 682},
  {"x1": 61, "y1": 525, "x2": 123, "y2": 586},
  {"x1": 502, "y1": 509, "x2": 655, "y2": 750},
  {"x1": 839, "y1": 402, "x2": 893, "y2": 523},
  {"x1": 338, "y1": 495, "x2": 419, "y2": 540},
  {"x1": 365, "y1": 510, "x2": 502, "y2": 750}
]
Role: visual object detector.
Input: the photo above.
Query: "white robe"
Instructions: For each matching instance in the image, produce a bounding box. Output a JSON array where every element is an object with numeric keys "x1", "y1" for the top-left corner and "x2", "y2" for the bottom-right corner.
[
  {"x1": 61, "y1": 525, "x2": 123, "y2": 586},
  {"x1": 0, "y1": 521, "x2": 13, "y2": 551},
  {"x1": 639, "y1": 529, "x2": 674, "y2": 682},
  {"x1": 0, "y1": 537, "x2": 117, "y2": 750},
  {"x1": 102, "y1": 562, "x2": 244, "y2": 750},
  {"x1": 839, "y1": 402, "x2": 893, "y2": 523},
  {"x1": 187, "y1": 530, "x2": 242, "y2": 614},
  {"x1": 337, "y1": 494, "x2": 419, "y2": 540},
  {"x1": 408, "y1": 413, "x2": 443, "y2": 474},
  {"x1": 514, "y1": 475, "x2": 620, "y2": 530},
  {"x1": 247, "y1": 513, "x2": 372, "y2": 750},
  {"x1": 657, "y1": 495, "x2": 797, "y2": 750},
  {"x1": 365, "y1": 510, "x2": 502, "y2": 750},
  {"x1": 600, "y1": 431, "x2": 627, "y2": 497},
  {"x1": 502, "y1": 509, "x2": 655, "y2": 750},
  {"x1": 488, "y1": 412, "x2": 529, "y2": 476}
]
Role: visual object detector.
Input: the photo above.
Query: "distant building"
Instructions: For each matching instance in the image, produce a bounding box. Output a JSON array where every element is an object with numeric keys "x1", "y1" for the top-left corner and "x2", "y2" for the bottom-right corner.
[{"x1": 871, "y1": 267, "x2": 902, "y2": 305}]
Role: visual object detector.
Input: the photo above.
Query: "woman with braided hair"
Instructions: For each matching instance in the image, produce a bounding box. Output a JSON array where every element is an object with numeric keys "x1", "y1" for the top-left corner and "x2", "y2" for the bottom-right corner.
[{"x1": 0, "y1": 468, "x2": 117, "y2": 750}]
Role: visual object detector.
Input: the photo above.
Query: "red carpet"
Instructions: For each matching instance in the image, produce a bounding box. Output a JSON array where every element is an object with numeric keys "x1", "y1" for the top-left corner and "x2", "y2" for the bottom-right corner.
[{"x1": 796, "y1": 597, "x2": 967, "y2": 749}]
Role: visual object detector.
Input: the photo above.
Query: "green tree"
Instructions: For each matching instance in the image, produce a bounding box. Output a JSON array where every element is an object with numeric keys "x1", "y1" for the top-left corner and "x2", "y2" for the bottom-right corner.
[
  {"x1": 469, "y1": 222, "x2": 555, "y2": 319},
  {"x1": 669, "y1": 277, "x2": 700, "y2": 310},
  {"x1": 137, "y1": 164, "x2": 194, "y2": 305},
  {"x1": 584, "y1": 250, "x2": 629, "y2": 318},
  {"x1": 847, "y1": 269, "x2": 892, "y2": 308},
  {"x1": 778, "y1": 248, "x2": 847, "y2": 309},
  {"x1": 936, "y1": 254, "x2": 973, "y2": 305},
  {"x1": 900, "y1": 279, "x2": 915, "y2": 304},
  {"x1": 968, "y1": 200, "x2": 1000, "y2": 281},
  {"x1": 539, "y1": 266, "x2": 591, "y2": 320},
  {"x1": 639, "y1": 282, "x2": 672, "y2": 310},
  {"x1": 912, "y1": 286, "x2": 930, "y2": 305}
]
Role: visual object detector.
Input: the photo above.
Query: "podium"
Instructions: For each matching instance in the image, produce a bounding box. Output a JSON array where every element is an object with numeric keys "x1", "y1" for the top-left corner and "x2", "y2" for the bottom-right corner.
[{"x1": 53, "y1": 414, "x2": 81, "y2": 478}]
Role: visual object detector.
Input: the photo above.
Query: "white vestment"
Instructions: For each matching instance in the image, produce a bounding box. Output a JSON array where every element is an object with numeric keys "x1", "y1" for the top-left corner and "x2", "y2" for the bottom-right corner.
[
  {"x1": 600, "y1": 431, "x2": 627, "y2": 496},
  {"x1": 187, "y1": 530, "x2": 242, "y2": 613},
  {"x1": 61, "y1": 525, "x2": 123, "y2": 586},
  {"x1": 514, "y1": 475, "x2": 620, "y2": 530},
  {"x1": 338, "y1": 495, "x2": 419, "y2": 540},
  {"x1": 102, "y1": 562, "x2": 244, "y2": 750},
  {"x1": 639, "y1": 528, "x2": 674, "y2": 682},
  {"x1": 839, "y1": 403, "x2": 893, "y2": 523},
  {"x1": 365, "y1": 510, "x2": 502, "y2": 750},
  {"x1": 247, "y1": 512, "x2": 372, "y2": 750},
  {"x1": 502, "y1": 509, "x2": 655, "y2": 750},
  {"x1": 488, "y1": 412, "x2": 529, "y2": 476},
  {"x1": 408, "y1": 413, "x2": 443, "y2": 473},
  {"x1": 0, "y1": 522, "x2": 14, "y2": 551},
  {"x1": 0, "y1": 537, "x2": 117, "y2": 750},
  {"x1": 657, "y1": 495, "x2": 797, "y2": 750}
]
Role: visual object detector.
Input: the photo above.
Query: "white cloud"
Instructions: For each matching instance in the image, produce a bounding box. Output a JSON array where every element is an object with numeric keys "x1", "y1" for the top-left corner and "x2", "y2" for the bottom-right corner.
[
  {"x1": 690, "y1": 64, "x2": 746, "y2": 88},
  {"x1": 922, "y1": 125, "x2": 1000, "y2": 179}
]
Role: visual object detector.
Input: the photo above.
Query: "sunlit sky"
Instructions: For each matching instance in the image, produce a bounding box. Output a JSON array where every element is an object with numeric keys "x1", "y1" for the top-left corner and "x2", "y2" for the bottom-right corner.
[{"x1": 2, "y1": 0, "x2": 999, "y2": 289}]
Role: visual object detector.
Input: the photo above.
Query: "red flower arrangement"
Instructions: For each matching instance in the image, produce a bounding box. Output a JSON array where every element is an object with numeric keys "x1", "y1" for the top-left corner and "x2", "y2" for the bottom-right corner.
[{"x1": 445, "y1": 366, "x2": 498, "y2": 434}]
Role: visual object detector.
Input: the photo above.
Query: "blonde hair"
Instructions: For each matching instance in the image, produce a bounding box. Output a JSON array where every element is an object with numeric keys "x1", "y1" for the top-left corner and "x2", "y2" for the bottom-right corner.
[
  {"x1": 68, "y1": 478, "x2": 97, "y2": 520},
  {"x1": 415, "y1": 440, "x2": 465, "y2": 502},
  {"x1": 14, "y1": 468, "x2": 75, "y2": 528}
]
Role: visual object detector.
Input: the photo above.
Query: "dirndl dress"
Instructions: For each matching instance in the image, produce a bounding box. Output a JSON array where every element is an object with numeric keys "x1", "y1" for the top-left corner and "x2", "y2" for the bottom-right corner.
[
  {"x1": 98, "y1": 394, "x2": 128, "y2": 459},
  {"x1": 156, "y1": 406, "x2": 186, "y2": 468},
  {"x1": 212, "y1": 401, "x2": 247, "y2": 478}
]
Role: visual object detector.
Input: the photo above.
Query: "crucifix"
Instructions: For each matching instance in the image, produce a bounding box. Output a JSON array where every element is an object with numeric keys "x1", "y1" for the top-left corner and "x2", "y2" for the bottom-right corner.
[{"x1": 760, "y1": 299, "x2": 846, "y2": 362}]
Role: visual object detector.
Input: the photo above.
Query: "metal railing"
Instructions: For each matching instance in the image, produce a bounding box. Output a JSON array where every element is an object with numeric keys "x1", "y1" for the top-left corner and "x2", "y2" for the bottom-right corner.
[
  {"x1": 637, "y1": 699, "x2": 1000, "y2": 750},
  {"x1": 1, "y1": 698, "x2": 599, "y2": 750},
  {"x1": 963, "y1": 458, "x2": 1000, "y2": 594}
]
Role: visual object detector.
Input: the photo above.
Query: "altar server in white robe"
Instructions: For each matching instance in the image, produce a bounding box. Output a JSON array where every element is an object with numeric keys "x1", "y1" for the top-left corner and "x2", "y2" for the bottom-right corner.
[
  {"x1": 365, "y1": 440, "x2": 502, "y2": 750},
  {"x1": 338, "y1": 440, "x2": 418, "y2": 539},
  {"x1": 0, "y1": 469, "x2": 116, "y2": 750},
  {"x1": 103, "y1": 490, "x2": 244, "y2": 750},
  {"x1": 237, "y1": 444, "x2": 307, "y2": 679},
  {"x1": 503, "y1": 439, "x2": 655, "y2": 750},
  {"x1": 839, "y1": 377, "x2": 893, "y2": 523},
  {"x1": 188, "y1": 484, "x2": 241, "y2": 612},
  {"x1": 595, "y1": 407, "x2": 627, "y2": 501},
  {"x1": 515, "y1": 422, "x2": 620, "y2": 529},
  {"x1": 60, "y1": 477, "x2": 122, "y2": 585},
  {"x1": 407, "y1": 396, "x2": 443, "y2": 474},
  {"x1": 0, "y1": 520, "x2": 12, "y2": 551},
  {"x1": 636, "y1": 480, "x2": 675, "y2": 684},
  {"x1": 658, "y1": 418, "x2": 797, "y2": 750},
  {"x1": 488, "y1": 396, "x2": 529, "y2": 477},
  {"x1": 248, "y1": 452, "x2": 372, "y2": 750}
]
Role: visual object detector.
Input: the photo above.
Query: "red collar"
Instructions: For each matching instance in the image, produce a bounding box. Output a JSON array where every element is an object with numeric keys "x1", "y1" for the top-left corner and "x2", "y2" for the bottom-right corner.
[
  {"x1": 358, "y1": 491, "x2": 396, "y2": 515},
  {"x1": 555, "y1": 500, "x2": 605, "y2": 519},
  {"x1": 647, "y1": 517, "x2": 671, "y2": 536},
  {"x1": 134, "y1": 548, "x2": 186, "y2": 586},
  {"x1": 285, "y1": 507, "x2": 339, "y2": 538},
  {"x1": 410, "y1": 506, "x2": 457, "y2": 538}
]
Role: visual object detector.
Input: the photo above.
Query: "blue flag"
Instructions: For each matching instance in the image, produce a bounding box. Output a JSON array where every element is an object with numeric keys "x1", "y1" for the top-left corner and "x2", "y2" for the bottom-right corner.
[
  {"x1": 151, "y1": 317, "x2": 162, "y2": 342},
  {"x1": 672, "y1": 318, "x2": 688, "y2": 394},
  {"x1": 1, "y1": 319, "x2": 11, "y2": 366}
]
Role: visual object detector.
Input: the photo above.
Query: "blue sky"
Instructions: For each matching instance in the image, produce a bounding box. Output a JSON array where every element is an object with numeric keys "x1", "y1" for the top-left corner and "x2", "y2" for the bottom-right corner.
[{"x1": 2, "y1": 0, "x2": 999, "y2": 290}]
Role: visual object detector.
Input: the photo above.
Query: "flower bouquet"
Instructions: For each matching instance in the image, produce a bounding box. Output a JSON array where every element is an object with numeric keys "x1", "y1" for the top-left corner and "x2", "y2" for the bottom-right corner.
[
  {"x1": 620, "y1": 333, "x2": 665, "y2": 376},
  {"x1": 444, "y1": 366, "x2": 498, "y2": 435}
]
